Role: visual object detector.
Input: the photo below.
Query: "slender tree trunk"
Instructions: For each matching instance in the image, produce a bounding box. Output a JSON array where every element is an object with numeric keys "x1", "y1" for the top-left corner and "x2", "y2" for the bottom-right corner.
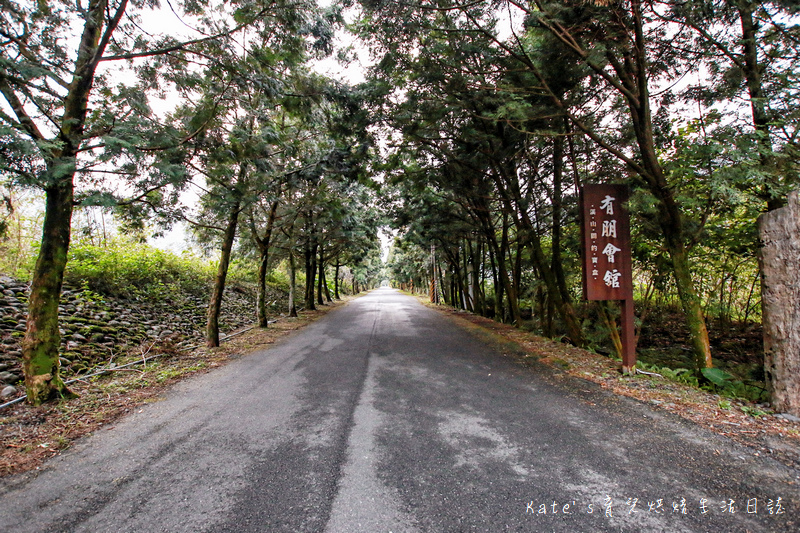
[
  {"x1": 478, "y1": 240, "x2": 486, "y2": 315},
  {"x1": 257, "y1": 252, "x2": 270, "y2": 327},
  {"x1": 513, "y1": 237, "x2": 522, "y2": 309},
  {"x1": 737, "y1": 1, "x2": 783, "y2": 211},
  {"x1": 304, "y1": 214, "x2": 316, "y2": 311},
  {"x1": 22, "y1": 177, "x2": 77, "y2": 404},
  {"x1": 551, "y1": 131, "x2": 571, "y2": 304},
  {"x1": 334, "y1": 255, "x2": 340, "y2": 299},
  {"x1": 255, "y1": 201, "x2": 279, "y2": 328},
  {"x1": 207, "y1": 198, "x2": 241, "y2": 347},
  {"x1": 317, "y1": 243, "x2": 326, "y2": 305},
  {"x1": 323, "y1": 267, "x2": 332, "y2": 302},
  {"x1": 288, "y1": 250, "x2": 298, "y2": 317},
  {"x1": 496, "y1": 212, "x2": 521, "y2": 323},
  {"x1": 488, "y1": 240, "x2": 502, "y2": 319},
  {"x1": 438, "y1": 260, "x2": 447, "y2": 304},
  {"x1": 304, "y1": 242, "x2": 313, "y2": 308},
  {"x1": 467, "y1": 239, "x2": 478, "y2": 313}
]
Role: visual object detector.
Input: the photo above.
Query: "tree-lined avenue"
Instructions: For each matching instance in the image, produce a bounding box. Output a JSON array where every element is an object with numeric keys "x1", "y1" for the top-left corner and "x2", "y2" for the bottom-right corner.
[{"x1": 1, "y1": 289, "x2": 797, "y2": 532}]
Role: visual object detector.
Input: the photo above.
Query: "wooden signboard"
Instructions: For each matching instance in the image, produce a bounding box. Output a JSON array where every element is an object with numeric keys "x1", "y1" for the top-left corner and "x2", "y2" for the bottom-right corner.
[{"x1": 580, "y1": 184, "x2": 636, "y2": 372}]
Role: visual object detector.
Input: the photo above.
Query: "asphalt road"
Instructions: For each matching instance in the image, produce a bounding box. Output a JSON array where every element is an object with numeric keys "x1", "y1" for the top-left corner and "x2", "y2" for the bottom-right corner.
[{"x1": 1, "y1": 288, "x2": 798, "y2": 532}]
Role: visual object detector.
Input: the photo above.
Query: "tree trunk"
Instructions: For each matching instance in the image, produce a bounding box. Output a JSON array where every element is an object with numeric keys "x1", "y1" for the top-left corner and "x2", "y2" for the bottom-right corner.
[
  {"x1": 323, "y1": 266, "x2": 332, "y2": 303},
  {"x1": 207, "y1": 198, "x2": 241, "y2": 347},
  {"x1": 22, "y1": 178, "x2": 77, "y2": 404},
  {"x1": 255, "y1": 201, "x2": 279, "y2": 328},
  {"x1": 21, "y1": 0, "x2": 120, "y2": 404},
  {"x1": 304, "y1": 215, "x2": 316, "y2": 311},
  {"x1": 334, "y1": 255, "x2": 341, "y2": 299},
  {"x1": 488, "y1": 239, "x2": 502, "y2": 319},
  {"x1": 489, "y1": 161, "x2": 583, "y2": 343},
  {"x1": 317, "y1": 243, "x2": 326, "y2": 305},
  {"x1": 288, "y1": 250, "x2": 298, "y2": 317},
  {"x1": 257, "y1": 251, "x2": 270, "y2": 327},
  {"x1": 737, "y1": 1, "x2": 783, "y2": 211},
  {"x1": 608, "y1": 0, "x2": 712, "y2": 368},
  {"x1": 551, "y1": 131, "x2": 571, "y2": 304},
  {"x1": 498, "y1": 212, "x2": 521, "y2": 323}
]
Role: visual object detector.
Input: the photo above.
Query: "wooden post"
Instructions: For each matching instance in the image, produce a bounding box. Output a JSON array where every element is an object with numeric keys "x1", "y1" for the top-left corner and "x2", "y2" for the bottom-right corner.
[{"x1": 620, "y1": 298, "x2": 636, "y2": 374}]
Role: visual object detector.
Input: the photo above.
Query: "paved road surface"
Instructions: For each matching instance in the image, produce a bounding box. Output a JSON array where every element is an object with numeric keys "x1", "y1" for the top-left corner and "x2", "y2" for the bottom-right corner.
[{"x1": 1, "y1": 288, "x2": 798, "y2": 532}]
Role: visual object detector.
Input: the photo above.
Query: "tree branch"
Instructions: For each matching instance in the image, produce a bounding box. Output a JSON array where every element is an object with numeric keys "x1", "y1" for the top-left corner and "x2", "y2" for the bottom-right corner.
[
  {"x1": 0, "y1": 74, "x2": 46, "y2": 141},
  {"x1": 98, "y1": 8, "x2": 271, "y2": 62}
]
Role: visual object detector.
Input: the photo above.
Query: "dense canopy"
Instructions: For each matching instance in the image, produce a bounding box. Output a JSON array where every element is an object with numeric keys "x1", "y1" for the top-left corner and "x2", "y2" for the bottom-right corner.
[{"x1": 1, "y1": 1, "x2": 799, "y2": 409}]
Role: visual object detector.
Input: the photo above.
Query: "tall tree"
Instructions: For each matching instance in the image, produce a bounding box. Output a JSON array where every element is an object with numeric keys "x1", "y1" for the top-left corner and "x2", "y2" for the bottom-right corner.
[{"x1": 0, "y1": 1, "x2": 322, "y2": 403}]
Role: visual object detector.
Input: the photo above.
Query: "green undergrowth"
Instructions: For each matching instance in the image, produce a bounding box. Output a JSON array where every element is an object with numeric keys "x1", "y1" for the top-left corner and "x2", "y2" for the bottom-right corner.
[
  {"x1": 636, "y1": 360, "x2": 769, "y2": 405},
  {"x1": 66, "y1": 240, "x2": 217, "y2": 299},
  {"x1": 61, "y1": 239, "x2": 297, "y2": 303}
]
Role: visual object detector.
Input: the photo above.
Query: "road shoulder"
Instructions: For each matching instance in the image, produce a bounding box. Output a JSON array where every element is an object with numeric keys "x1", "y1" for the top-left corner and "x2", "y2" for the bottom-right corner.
[
  {"x1": 0, "y1": 297, "x2": 356, "y2": 478},
  {"x1": 419, "y1": 297, "x2": 800, "y2": 473}
]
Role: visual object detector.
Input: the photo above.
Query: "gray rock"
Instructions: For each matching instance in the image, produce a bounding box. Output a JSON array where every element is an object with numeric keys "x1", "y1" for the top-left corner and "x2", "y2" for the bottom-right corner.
[
  {"x1": 776, "y1": 413, "x2": 800, "y2": 423},
  {"x1": 71, "y1": 333, "x2": 87, "y2": 342},
  {"x1": 1, "y1": 385, "x2": 17, "y2": 398},
  {"x1": 0, "y1": 371, "x2": 20, "y2": 383}
]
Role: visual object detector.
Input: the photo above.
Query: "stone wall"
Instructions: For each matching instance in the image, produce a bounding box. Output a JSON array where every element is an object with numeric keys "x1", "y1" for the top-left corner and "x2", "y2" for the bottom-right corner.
[{"x1": 0, "y1": 276, "x2": 272, "y2": 399}]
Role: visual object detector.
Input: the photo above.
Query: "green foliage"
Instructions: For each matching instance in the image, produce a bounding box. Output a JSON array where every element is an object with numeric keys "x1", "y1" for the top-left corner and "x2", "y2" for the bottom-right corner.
[
  {"x1": 700, "y1": 367, "x2": 767, "y2": 403},
  {"x1": 636, "y1": 360, "x2": 768, "y2": 403},
  {"x1": 0, "y1": 186, "x2": 42, "y2": 278},
  {"x1": 740, "y1": 405, "x2": 769, "y2": 418},
  {"x1": 638, "y1": 361, "x2": 699, "y2": 387},
  {"x1": 65, "y1": 240, "x2": 214, "y2": 300},
  {"x1": 701, "y1": 367, "x2": 735, "y2": 388}
]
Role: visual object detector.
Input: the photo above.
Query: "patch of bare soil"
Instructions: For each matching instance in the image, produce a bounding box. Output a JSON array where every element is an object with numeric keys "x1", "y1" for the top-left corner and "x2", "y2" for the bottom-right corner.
[
  {"x1": 430, "y1": 302, "x2": 800, "y2": 473},
  {"x1": 0, "y1": 299, "x2": 350, "y2": 478}
]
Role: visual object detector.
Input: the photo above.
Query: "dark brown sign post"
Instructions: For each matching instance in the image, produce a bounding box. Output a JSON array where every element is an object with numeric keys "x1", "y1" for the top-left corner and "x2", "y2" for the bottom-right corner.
[{"x1": 580, "y1": 184, "x2": 636, "y2": 373}]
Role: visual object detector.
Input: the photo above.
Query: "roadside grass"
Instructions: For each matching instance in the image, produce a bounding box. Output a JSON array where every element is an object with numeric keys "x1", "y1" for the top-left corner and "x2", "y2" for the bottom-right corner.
[
  {"x1": 0, "y1": 298, "x2": 352, "y2": 478},
  {"x1": 421, "y1": 298, "x2": 800, "y2": 472}
]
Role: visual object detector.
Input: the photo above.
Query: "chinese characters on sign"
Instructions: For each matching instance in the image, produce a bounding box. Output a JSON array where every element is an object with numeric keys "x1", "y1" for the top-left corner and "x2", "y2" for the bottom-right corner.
[
  {"x1": 581, "y1": 185, "x2": 633, "y2": 301},
  {"x1": 581, "y1": 184, "x2": 636, "y2": 372}
]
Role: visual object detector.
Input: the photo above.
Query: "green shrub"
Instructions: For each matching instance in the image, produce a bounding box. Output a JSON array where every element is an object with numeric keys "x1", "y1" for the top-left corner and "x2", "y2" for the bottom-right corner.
[
  {"x1": 65, "y1": 240, "x2": 213, "y2": 299},
  {"x1": 636, "y1": 361, "x2": 768, "y2": 403}
]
